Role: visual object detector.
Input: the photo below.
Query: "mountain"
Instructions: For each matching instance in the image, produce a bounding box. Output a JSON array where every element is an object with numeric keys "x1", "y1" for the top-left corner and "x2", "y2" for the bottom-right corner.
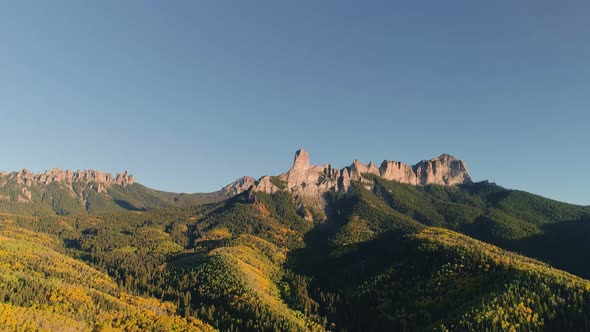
[
  {"x1": 2, "y1": 150, "x2": 590, "y2": 331},
  {"x1": 243, "y1": 149, "x2": 472, "y2": 220},
  {"x1": 0, "y1": 168, "x2": 249, "y2": 215},
  {"x1": 0, "y1": 150, "x2": 470, "y2": 216},
  {"x1": 253, "y1": 149, "x2": 471, "y2": 197}
]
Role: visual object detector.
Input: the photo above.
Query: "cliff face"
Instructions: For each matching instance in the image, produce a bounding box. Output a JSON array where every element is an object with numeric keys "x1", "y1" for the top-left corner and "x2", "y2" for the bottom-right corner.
[
  {"x1": 0, "y1": 167, "x2": 238, "y2": 214},
  {"x1": 251, "y1": 149, "x2": 472, "y2": 210},
  {"x1": 5, "y1": 169, "x2": 135, "y2": 188},
  {"x1": 220, "y1": 176, "x2": 257, "y2": 197},
  {"x1": 0, "y1": 168, "x2": 135, "y2": 205},
  {"x1": 412, "y1": 154, "x2": 471, "y2": 186},
  {"x1": 0, "y1": 150, "x2": 472, "y2": 215}
]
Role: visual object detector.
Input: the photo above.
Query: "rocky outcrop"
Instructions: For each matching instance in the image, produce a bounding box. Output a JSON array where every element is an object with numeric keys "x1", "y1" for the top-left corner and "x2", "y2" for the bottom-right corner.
[
  {"x1": 278, "y1": 150, "x2": 341, "y2": 207},
  {"x1": 0, "y1": 150, "x2": 471, "y2": 215},
  {"x1": 0, "y1": 169, "x2": 135, "y2": 188},
  {"x1": 380, "y1": 161, "x2": 418, "y2": 185},
  {"x1": 412, "y1": 154, "x2": 471, "y2": 186},
  {"x1": 247, "y1": 149, "x2": 472, "y2": 211},
  {"x1": 220, "y1": 176, "x2": 257, "y2": 197}
]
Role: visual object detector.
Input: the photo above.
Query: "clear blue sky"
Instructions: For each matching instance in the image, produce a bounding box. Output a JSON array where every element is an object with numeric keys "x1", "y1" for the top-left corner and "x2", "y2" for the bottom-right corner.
[{"x1": 1, "y1": 1, "x2": 589, "y2": 204}]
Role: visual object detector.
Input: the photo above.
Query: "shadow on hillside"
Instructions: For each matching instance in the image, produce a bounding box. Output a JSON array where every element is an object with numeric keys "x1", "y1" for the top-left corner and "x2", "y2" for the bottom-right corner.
[
  {"x1": 114, "y1": 199, "x2": 147, "y2": 211},
  {"x1": 286, "y1": 217, "x2": 414, "y2": 291},
  {"x1": 500, "y1": 218, "x2": 590, "y2": 279},
  {"x1": 285, "y1": 188, "x2": 428, "y2": 290}
]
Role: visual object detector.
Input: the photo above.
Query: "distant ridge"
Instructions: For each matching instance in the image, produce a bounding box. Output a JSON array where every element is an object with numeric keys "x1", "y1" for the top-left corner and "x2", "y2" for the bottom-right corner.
[
  {"x1": 0, "y1": 150, "x2": 473, "y2": 215},
  {"x1": 0, "y1": 168, "x2": 239, "y2": 215},
  {"x1": 4, "y1": 168, "x2": 135, "y2": 188},
  {"x1": 244, "y1": 149, "x2": 472, "y2": 209}
]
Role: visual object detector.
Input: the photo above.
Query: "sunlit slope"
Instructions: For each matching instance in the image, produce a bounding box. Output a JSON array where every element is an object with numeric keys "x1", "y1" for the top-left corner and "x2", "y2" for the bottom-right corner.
[
  {"x1": 77, "y1": 192, "x2": 324, "y2": 331},
  {"x1": 0, "y1": 222, "x2": 215, "y2": 331},
  {"x1": 5, "y1": 194, "x2": 325, "y2": 332},
  {"x1": 179, "y1": 233, "x2": 324, "y2": 331}
]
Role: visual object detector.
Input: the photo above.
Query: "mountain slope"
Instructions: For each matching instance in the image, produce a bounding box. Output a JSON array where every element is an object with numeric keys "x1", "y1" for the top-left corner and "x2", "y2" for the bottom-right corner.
[
  {"x1": 0, "y1": 169, "x2": 252, "y2": 215},
  {"x1": 6, "y1": 181, "x2": 590, "y2": 331},
  {"x1": 0, "y1": 221, "x2": 215, "y2": 331},
  {"x1": 289, "y1": 181, "x2": 590, "y2": 330},
  {"x1": 361, "y1": 176, "x2": 590, "y2": 278},
  {"x1": 3, "y1": 151, "x2": 590, "y2": 331}
]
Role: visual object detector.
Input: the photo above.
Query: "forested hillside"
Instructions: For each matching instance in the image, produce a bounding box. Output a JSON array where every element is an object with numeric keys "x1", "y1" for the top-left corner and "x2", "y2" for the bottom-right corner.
[
  {"x1": 361, "y1": 176, "x2": 590, "y2": 279},
  {"x1": 0, "y1": 218, "x2": 214, "y2": 331},
  {"x1": 0, "y1": 177, "x2": 234, "y2": 216},
  {"x1": 3, "y1": 176, "x2": 590, "y2": 331}
]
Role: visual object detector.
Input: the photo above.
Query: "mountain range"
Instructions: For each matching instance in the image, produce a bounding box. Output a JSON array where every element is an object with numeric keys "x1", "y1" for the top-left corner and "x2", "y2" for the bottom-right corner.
[
  {"x1": 1, "y1": 150, "x2": 590, "y2": 331},
  {"x1": 0, "y1": 149, "x2": 471, "y2": 216},
  {"x1": 0, "y1": 168, "x2": 246, "y2": 215}
]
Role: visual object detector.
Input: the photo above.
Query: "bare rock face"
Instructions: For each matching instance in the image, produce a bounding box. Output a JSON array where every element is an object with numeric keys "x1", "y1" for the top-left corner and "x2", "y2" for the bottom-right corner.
[
  {"x1": 114, "y1": 171, "x2": 134, "y2": 186},
  {"x1": 255, "y1": 176, "x2": 282, "y2": 194},
  {"x1": 247, "y1": 149, "x2": 472, "y2": 215},
  {"x1": 412, "y1": 154, "x2": 471, "y2": 186},
  {"x1": 4, "y1": 168, "x2": 135, "y2": 188},
  {"x1": 291, "y1": 149, "x2": 311, "y2": 173},
  {"x1": 221, "y1": 176, "x2": 257, "y2": 197},
  {"x1": 350, "y1": 160, "x2": 380, "y2": 177},
  {"x1": 19, "y1": 187, "x2": 32, "y2": 202},
  {"x1": 0, "y1": 167, "x2": 137, "y2": 207},
  {"x1": 277, "y1": 150, "x2": 341, "y2": 207},
  {"x1": 380, "y1": 161, "x2": 418, "y2": 185}
]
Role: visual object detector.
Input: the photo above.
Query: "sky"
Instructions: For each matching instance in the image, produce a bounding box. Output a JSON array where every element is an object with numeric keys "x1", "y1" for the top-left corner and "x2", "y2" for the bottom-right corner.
[{"x1": 1, "y1": 1, "x2": 589, "y2": 204}]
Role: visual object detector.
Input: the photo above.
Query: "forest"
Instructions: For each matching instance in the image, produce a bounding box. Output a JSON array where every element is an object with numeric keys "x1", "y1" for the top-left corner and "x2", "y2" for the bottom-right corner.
[{"x1": 2, "y1": 178, "x2": 590, "y2": 331}]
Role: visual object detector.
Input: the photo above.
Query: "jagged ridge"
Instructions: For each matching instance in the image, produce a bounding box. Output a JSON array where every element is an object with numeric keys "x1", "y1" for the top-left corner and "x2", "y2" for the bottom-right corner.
[
  {"x1": 0, "y1": 168, "x2": 235, "y2": 214},
  {"x1": 2, "y1": 168, "x2": 135, "y2": 186},
  {"x1": 248, "y1": 149, "x2": 471, "y2": 209},
  {"x1": 0, "y1": 150, "x2": 472, "y2": 215}
]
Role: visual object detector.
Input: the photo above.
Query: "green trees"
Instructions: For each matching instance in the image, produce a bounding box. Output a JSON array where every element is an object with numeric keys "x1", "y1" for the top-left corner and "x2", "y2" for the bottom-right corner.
[
  {"x1": 0, "y1": 178, "x2": 227, "y2": 216},
  {"x1": 0, "y1": 223, "x2": 215, "y2": 331},
  {"x1": 2, "y1": 176, "x2": 590, "y2": 331}
]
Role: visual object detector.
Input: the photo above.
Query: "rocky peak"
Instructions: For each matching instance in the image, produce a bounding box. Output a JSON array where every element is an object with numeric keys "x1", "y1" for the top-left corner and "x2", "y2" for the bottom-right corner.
[
  {"x1": 0, "y1": 168, "x2": 135, "y2": 204},
  {"x1": 285, "y1": 149, "x2": 326, "y2": 190},
  {"x1": 412, "y1": 155, "x2": 471, "y2": 185},
  {"x1": 350, "y1": 160, "x2": 380, "y2": 178},
  {"x1": 114, "y1": 171, "x2": 135, "y2": 186},
  {"x1": 221, "y1": 176, "x2": 256, "y2": 197},
  {"x1": 3, "y1": 168, "x2": 135, "y2": 187},
  {"x1": 379, "y1": 160, "x2": 418, "y2": 185},
  {"x1": 432, "y1": 153, "x2": 456, "y2": 161},
  {"x1": 291, "y1": 149, "x2": 311, "y2": 172},
  {"x1": 248, "y1": 150, "x2": 472, "y2": 214}
]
